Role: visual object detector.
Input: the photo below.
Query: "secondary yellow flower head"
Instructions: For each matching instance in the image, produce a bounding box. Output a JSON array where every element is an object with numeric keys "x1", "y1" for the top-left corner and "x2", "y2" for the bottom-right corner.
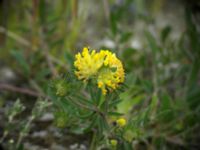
[
  {"x1": 116, "y1": 118, "x2": 127, "y2": 127},
  {"x1": 74, "y1": 47, "x2": 125, "y2": 95},
  {"x1": 110, "y1": 139, "x2": 118, "y2": 146}
]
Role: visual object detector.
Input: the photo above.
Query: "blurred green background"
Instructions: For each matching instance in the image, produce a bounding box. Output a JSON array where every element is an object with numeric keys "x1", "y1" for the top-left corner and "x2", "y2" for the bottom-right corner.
[{"x1": 0, "y1": 0, "x2": 200, "y2": 149}]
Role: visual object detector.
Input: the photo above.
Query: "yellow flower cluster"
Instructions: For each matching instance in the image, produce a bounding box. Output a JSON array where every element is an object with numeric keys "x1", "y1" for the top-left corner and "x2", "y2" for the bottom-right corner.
[
  {"x1": 74, "y1": 47, "x2": 125, "y2": 95},
  {"x1": 116, "y1": 118, "x2": 126, "y2": 127}
]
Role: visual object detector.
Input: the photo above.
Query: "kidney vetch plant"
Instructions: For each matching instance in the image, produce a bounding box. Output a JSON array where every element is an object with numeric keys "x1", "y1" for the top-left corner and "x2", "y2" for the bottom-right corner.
[{"x1": 48, "y1": 47, "x2": 132, "y2": 149}]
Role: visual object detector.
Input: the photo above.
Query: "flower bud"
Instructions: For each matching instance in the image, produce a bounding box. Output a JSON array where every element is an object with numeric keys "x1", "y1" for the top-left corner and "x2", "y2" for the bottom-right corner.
[
  {"x1": 110, "y1": 139, "x2": 118, "y2": 146},
  {"x1": 54, "y1": 110, "x2": 68, "y2": 128}
]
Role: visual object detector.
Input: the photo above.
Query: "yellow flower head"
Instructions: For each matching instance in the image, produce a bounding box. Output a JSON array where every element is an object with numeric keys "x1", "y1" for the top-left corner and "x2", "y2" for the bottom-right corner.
[
  {"x1": 110, "y1": 139, "x2": 118, "y2": 146},
  {"x1": 116, "y1": 118, "x2": 126, "y2": 127},
  {"x1": 74, "y1": 47, "x2": 125, "y2": 95}
]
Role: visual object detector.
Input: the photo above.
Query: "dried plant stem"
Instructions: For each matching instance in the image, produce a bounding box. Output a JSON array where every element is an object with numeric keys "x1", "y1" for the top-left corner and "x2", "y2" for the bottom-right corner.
[
  {"x1": 103, "y1": 0, "x2": 110, "y2": 22},
  {"x1": 72, "y1": 0, "x2": 78, "y2": 20},
  {"x1": 0, "y1": 83, "x2": 42, "y2": 97},
  {"x1": 40, "y1": 29, "x2": 58, "y2": 77},
  {"x1": 0, "y1": 27, "x2": 31, "y2": 48}
]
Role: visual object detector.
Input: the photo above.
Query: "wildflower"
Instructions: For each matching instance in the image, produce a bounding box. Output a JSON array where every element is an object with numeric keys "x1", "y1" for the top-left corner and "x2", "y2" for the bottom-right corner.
[
  {"x1": 116, "y1": 118, "x2": 126, "y2": 127},
  {"x1": 74, "y1": 47, "x2": 125, "y2": 94},
  {"x1": 74, "y1": 47, "x2": 105, "y2": 80},
  {"x1": 110, "y1": 139, "x2": 118, "y2": 146}
]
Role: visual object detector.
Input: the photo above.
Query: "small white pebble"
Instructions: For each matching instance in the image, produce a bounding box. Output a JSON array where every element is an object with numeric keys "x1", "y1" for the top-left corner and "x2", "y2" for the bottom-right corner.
[
  {"x1": 39, "y1": 113, "x2": 54, "y2": 122},
  {"x1": 80, "y1": 144, "x2": 87, "y2": 150},
  {"x1": 9, "y1": 139, "x2": 14, "y2": 144},
  {"x1": 32, "y1": 131, "x2": 47, "y2": 138},
  {"x1": 70, "y1": 143, "x2": 78, "y2": 150}
]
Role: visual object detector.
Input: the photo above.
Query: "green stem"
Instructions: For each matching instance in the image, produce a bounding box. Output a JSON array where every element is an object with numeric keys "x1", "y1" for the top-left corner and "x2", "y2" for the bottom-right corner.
[
  {"x1": 16, "y1": 115, "x2": 35, "y2": 148},
  {"x1": 90, "y1": 132, "x2": 97, "y2": 150}
]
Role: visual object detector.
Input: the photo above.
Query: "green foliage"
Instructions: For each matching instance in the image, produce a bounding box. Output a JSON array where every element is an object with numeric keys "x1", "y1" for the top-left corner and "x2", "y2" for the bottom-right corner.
[
  {"x1": 0, "y1": 0, "x2": 200, "y2": 149},
  {"x1": 11, "y1": 50, "x2": 30, "y2": 77}
]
